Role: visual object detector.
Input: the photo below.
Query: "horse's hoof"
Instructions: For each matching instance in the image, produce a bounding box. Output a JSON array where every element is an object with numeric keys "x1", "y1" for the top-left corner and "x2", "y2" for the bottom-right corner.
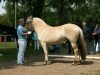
[
  {"x1": 72, "y1": 60, "x2": 81, "y2": 66},
  {"x1": 77, "y1": 60, "x2": 81, "y2": 65},
  {"x1": 71, "y1": 62, "x2": 77, "y2": 66},
  {"x1": 43, "y1": 60, "x2": 51, "y2": 65},
  {"x1": 81, "y1": 60, "x2": 86, "y2": 64}
]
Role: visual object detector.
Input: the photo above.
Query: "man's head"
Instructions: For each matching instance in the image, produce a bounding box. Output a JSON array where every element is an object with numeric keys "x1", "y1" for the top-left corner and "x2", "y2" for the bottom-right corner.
[
  {"x1": 82, "y1": 21, "x2": 86, "y2": 27},
  {"x1": 18, "y1": 18, "x2": 24, "y2": 26},
  {"x1": 95, "y1": 24, "x2": 100, "y2": 28}
]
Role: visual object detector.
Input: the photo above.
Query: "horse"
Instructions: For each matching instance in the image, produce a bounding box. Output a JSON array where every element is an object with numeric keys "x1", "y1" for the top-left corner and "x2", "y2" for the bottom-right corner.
[{"x1": 25, "y1": 17, "x2": 86, "y2": 65}]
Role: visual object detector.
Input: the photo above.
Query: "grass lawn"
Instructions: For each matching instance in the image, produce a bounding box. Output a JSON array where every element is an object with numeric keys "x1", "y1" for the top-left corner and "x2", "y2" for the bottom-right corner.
[
  {"x1": 0, "y1": 42, "x2": 43, "y2": 62},
  {"x1": 95, "y1": 70, "x2": 100, "y2": 75},
  {"x1": 0, "y1": 48, "x2": 17, "y2": 61},
  {"x1": 0, "y1": 42, "x2": 17, "y2": 61}
]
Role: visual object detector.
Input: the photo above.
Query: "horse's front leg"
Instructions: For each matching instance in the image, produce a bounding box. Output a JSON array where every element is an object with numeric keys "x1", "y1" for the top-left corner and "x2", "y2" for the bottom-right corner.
[{"x1": 40, "y1": 41, "x2": 50, "y2": 65}]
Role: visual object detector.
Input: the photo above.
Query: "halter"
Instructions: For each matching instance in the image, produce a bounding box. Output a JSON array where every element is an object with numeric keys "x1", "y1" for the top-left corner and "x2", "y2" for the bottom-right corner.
[{"x1": 25, "y1": 19, "x2": 33, "y2": 31}]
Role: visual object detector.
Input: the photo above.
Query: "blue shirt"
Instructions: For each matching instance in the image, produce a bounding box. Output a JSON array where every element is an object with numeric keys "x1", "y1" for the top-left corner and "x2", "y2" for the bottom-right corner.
[{"x1": 17, "y1": 25, "x2": 26, "y2": 39}]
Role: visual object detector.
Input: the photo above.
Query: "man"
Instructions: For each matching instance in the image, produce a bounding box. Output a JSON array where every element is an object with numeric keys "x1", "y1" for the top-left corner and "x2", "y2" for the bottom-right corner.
[
  {"x1": 82, "y1": 22, "x2": 92, "y2": 55},
  {"x1": 17, "y1": 18, "x2": 30, "y2": 64},
  {"x1": 92, "y1": 24, "x2": 100, "y2": 54}
]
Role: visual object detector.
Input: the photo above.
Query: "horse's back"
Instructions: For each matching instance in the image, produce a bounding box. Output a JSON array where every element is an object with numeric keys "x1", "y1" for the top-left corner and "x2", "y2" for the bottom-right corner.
[
  {"x1": 63, "y1": 23, "x2": 81, "y2": 29},
  {"x1": 63, "y1": 23, "x2": 82, "y2": 42}
]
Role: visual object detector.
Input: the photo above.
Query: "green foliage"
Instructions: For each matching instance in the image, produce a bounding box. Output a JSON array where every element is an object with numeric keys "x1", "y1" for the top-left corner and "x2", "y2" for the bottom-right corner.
[
  {"x1": 5, "y1": 1, "x2": 15, "y2": 26},
  {"x1": 0, "y1": 1, "x2": 15, "y2": 27},
  {"x1": 0, "y1": 0, "x2": 100, "y2": 30},
  {"x1": 0, "y1": 14, "x2": 8, "y2": 26}
]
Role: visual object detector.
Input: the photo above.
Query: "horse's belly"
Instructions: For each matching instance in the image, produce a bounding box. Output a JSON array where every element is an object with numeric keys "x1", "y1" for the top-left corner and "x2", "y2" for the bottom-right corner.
[
  {"x1": 47, "y1": 37, "x2": 67, "y2": 45},
  {"x1": 38, "y1": 31, "x2": 67, "y2": 45}
]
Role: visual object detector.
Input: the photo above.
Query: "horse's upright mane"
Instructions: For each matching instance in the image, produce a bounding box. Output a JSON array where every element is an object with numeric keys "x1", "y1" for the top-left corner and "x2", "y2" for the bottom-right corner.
[{"x1": 33, "y1": 17, "x2": 47, "y2": 25}]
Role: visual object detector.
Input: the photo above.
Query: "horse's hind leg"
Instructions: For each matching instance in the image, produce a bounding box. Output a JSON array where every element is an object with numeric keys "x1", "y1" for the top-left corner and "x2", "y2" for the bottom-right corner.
[
  {"x1": 40, "y1": 41, "x2": 50, "y2": 65},
  {"x1": 71, "y1": 42, "x2": 80, "y2": 65}
]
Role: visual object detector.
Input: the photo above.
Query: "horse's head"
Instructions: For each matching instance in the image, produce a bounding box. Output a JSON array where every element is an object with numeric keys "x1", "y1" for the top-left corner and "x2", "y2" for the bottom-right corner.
[{"x1": 25, "y1": 18, "x2": 33, "y2": 31}]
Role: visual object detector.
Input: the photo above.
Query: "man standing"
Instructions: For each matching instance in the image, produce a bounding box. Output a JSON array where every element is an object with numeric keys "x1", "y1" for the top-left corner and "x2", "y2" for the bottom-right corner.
[
  {"x1": 17, "y1": 18, "x2": 30, "y2": 64},
  {"x1": 92, "y1": 24, "x2": 100, "y2": 54},
  {"x1": 82, "y1": 22, "x2": 92, "y2": 55}
]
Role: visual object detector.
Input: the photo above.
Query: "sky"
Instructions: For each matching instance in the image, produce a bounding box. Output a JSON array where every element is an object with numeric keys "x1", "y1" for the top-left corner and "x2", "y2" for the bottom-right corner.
[{"x1": 0, "y1": 0, "x2": 6, "y2": 15}]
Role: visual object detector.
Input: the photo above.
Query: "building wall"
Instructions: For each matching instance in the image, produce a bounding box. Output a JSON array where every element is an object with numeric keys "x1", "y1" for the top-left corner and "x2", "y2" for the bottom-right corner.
[{"x1": 0, "y1": 24, "x2": 16, "y2": 42}]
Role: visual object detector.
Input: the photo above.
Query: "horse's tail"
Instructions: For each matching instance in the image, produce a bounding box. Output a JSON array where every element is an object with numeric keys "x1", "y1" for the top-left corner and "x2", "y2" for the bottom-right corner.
[{"x1": 78, "y1": 29, "x2": 86, "y2": 60}]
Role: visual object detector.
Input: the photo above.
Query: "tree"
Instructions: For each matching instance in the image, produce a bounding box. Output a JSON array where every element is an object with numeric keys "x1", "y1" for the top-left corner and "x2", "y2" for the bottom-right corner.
[
  {"x1": 0, "y1": 14, "x2": 8, "y2": 26},
  {"x1": 1, "y1": 0, "x2": 100, "y2": 30}
]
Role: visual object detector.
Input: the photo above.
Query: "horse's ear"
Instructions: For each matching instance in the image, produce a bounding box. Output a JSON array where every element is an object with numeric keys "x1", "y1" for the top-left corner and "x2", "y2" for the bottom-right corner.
[{"x1": 33, "y1": 18, "x2": 34, "y2": 21}]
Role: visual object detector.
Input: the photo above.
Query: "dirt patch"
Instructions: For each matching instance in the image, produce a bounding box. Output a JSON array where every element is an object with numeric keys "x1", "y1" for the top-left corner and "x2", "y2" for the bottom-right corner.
[{"x1": 0, "y1": 54, "x2": 100, "y2": 75}]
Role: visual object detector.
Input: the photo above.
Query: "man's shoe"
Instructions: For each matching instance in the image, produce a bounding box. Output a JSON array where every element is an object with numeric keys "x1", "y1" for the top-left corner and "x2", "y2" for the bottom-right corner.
[
  {"x1": 23, "y1": 60, "x2": 28, "y2": 63},
  {"x1": 17, "y1": 62, "x2": 24, "y2": 65}
]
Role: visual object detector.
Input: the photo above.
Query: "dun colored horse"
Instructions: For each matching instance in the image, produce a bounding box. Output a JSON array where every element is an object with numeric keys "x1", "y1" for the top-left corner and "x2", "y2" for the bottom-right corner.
[{"x1": 25, "y1": 17, "x2": 86, "y2": 65}]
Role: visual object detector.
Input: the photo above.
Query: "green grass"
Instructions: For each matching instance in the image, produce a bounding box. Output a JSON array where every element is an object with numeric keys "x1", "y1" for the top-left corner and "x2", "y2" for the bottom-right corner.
[
  {"x1": 95, "y1": 70, "x2": 100, "y2": 75},
  {"x1": 0, "y1": 48, "x2": 17, "y2": 61},
  {"x1": 0, "y1": 42, "x2": 17, "y2": 49},
  {"x1": 0, "y1": 42, "x2": 43, "y2": 62},
  {"x1": 0, "y1": 42, "x2": 17, "y2": 61}
]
